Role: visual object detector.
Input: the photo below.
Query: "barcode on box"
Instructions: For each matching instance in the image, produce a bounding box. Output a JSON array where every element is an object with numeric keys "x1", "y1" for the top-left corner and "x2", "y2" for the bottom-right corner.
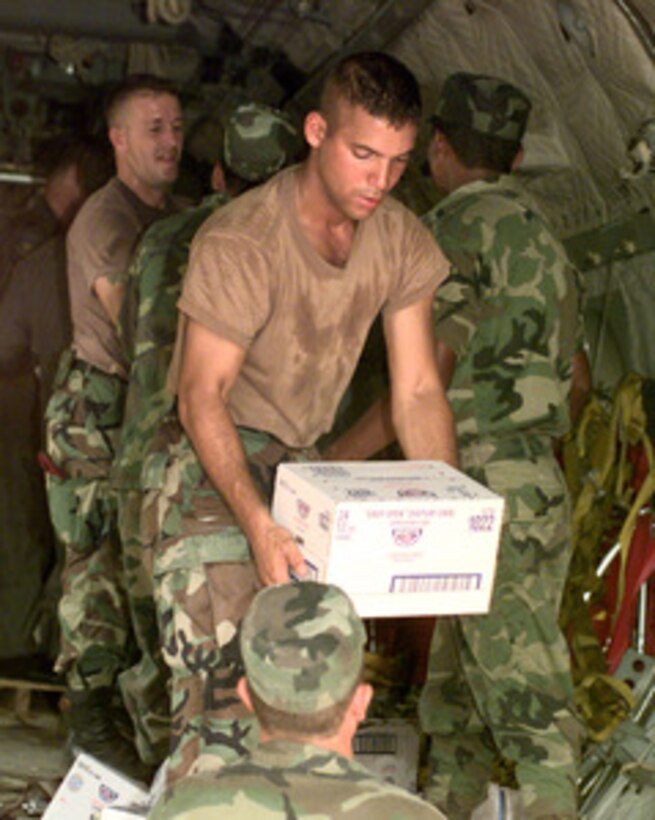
[
  {"x1": 390, "y1": 573, "x2": 483, "y2": 593},
  {"x1": 354, "y1": 733, "x2": 397, "y2": 755}
]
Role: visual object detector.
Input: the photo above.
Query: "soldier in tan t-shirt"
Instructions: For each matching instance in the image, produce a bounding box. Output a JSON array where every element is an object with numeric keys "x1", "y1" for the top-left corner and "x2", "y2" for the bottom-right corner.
[
  {"x1": 44, "y1": 74, "x2": 183, "y2": 781},
  {"x1": 144, "y1": 51, "x2": 456, "y2": 783}
]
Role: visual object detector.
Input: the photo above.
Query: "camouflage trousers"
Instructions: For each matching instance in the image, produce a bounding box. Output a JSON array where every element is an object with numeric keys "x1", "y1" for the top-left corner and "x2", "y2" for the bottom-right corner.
[
  {"x1": 45, "y1": 358, "x2": 131, "y2": 690},
  {"x1": 419, "y1": 436, "x2": 584, "y2": 819},
  {"x1": 116, "y1": 488, "x2": 171, "y2": 765},
  {"x1": 141, "y1": 415, "x2": 316, "y2": 783}
]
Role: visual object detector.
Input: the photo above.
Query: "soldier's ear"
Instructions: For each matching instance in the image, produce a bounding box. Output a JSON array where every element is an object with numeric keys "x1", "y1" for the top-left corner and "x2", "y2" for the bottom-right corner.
[
  {"x1": 511, "y1": 145, "x2": 525, "y2": 171},
  {"x1": 350, "y1": 682, "x2": 373, "y2": 724},
  {"x1": 236, "y1": 677, "x2": 254, "y2": 713},
  {"x1": 109, "y1": 125, "x2": 126, "y2": 155},
  {"x1": 211, "y1": 160, "x2": 227, "y2": 193},
  {"x1": 305, "y1": 111, "x2": 327, "y2": 149}
]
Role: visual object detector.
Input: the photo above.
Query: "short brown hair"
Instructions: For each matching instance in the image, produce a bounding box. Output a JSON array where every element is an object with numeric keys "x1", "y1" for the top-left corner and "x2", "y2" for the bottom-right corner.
[
  {"x1": 433, "y1": 117, "x2": 521, "y2": 174},
  {"x1": 247, "y1": 678, "x2": 359, "y2": 738},
  {"x1": 104, "y1": 73, "x2": 179, "y2": 127},
  {"x1": 321, "y1": 52, "x2": 421, "y2": 129}
]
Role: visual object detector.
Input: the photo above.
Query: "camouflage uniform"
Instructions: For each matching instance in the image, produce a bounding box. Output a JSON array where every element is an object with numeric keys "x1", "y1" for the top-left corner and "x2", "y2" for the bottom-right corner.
[
  {"x1": 111, "y1": 191, "x2": 230, "y2": 764},
  {"x1": 143, "y1": 421, "x2": 316, "y2": 781},
  {"x1": 117, "y1": 104, "x2": 302, "y2": 776},
  {"x1": 418, "y1": 74, "x2": 585, "y2": 819},
  {"x1": 150, "y1": 582, "x2": 445, "y2": 819},
  {"x1": 45, "y1": 356, "x2": 130, "y2": 688}
]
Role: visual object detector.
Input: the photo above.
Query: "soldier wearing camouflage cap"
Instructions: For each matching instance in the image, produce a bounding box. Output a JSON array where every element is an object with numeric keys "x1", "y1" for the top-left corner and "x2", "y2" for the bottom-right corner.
[
  {"x1": 224, "y1": 101, "x2": 302, "y2": 183},
  {"x1": 150, "y1": 582, "x2": 445, "y2": 819},
  {"x1": 432, "y1": 71, "x2": 532, "y2": 144},
  {"x1": 239, "y1": 580, "x2": 366, "y2": 718},
  {"x1": 321, "y1": 71, "x2": 590, "y2": 816},
  {"x1": 109, "y1": 101, "x2": 302, "y2": 771},
  {"x1": 417, "y1": 72, "x2": 588, "y2": 818}
]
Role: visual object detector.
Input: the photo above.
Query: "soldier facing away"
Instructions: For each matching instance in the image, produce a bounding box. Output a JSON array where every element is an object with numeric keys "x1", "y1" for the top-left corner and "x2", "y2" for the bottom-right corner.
[
  {"x1": 324, "y1": 71, "x2": 589, "y2": 819},
  {"x1": 418, "y1": 74, "x2": 588, "y2": 818},
  {"x1": 149, "y1": 581, "x2": 445, "y2": 819}
]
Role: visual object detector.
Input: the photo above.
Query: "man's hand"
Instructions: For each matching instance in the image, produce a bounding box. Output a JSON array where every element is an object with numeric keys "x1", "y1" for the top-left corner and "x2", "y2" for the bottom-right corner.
[
  {"x1": 384, "y1": 295, "x2": 458, "y2": 466},
  {"x1": 178, "y1": 320, "x2": 309, "y2": 586},
  {"x1": 247, "y1": 519, "x2": 307, "y2": 586}
]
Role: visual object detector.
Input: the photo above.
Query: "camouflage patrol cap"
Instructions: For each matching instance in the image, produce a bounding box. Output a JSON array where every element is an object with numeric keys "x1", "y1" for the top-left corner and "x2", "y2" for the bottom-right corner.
[
  {"x1": 433, "y1": 72, "x2": 532, "y2": 143},
  {"x1": 224, "y1": 102, "x2": 302, "y2": 182},
  {"x1": 240, "y1": 581, "x2": 366, "y2": 714}
]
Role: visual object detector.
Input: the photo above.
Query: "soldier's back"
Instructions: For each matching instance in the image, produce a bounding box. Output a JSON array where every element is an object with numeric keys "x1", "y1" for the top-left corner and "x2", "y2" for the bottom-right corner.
[{"x1": 150, "y1": 741, "x2": 445, "y2": 819}]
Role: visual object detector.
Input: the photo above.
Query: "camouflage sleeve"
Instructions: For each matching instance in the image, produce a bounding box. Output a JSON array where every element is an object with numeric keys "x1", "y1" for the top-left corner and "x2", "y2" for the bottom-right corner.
[
  {"x1": 571, "y1": 264, "x2": 586, "y2": 354},
  {"x1": 117, "y1": 244, "x2": 144, "y2": 365},
  {"x1": 427, "y1": 189, "x2": 568, "y2": 361},
  {"x1": 426, "y1": 203, "x2": 486, "y2": 357}
]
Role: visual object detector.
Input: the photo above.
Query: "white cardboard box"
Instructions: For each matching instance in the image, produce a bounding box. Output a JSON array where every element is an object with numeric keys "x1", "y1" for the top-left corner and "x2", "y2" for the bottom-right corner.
[
  {"x1": 42, "y1": 753, "x2": 150, "y2": 820},
  {"x1": 272, "y1": 460, "x2": 504, "y2": 617}
]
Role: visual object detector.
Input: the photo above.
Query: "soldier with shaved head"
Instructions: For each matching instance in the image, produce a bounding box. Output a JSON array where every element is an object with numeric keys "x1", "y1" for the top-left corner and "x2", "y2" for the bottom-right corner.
[
  {"x1": 44, "y1": 73, "x2": 184, "y2": 780},
  {"x1": 143, "y1": 50, "x2": 455, "y2": 784}
]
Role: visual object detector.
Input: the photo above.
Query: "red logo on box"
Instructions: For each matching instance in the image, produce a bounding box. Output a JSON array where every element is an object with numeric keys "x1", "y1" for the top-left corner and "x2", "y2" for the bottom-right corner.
[{"x1": 391, "y1": 526, "x2": 423, "y2": 547}]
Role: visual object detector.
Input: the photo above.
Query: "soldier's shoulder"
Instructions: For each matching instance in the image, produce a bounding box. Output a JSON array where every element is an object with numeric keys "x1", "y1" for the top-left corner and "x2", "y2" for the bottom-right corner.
[
  {"x1": 443, "y1": 179, "x2": 526, "y2": 223},
  {"x1": 150, "y1": 771, "x2": 287, "y2": 818},
  {"x1": 69, "y1": 178, "x2": 134, "y2": 239},
  {"x1": 144, "y1": 195, "x2": 223, "y2": 247},
  {"x1": 193, "y1": 169, "x2": 290, "y2": 250}
]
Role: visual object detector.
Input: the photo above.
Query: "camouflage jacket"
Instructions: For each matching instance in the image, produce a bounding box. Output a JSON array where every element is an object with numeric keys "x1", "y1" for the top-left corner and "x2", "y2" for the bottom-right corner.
[
  {"x1": 111, "y1": 191, "x2": 230, "y2": 491},
  {"x1": 424, "y1": 177, "x2": 584, "y2": 451},
  {"x1": 149, "y1": 739, "x2": 445, "y2": 819}
]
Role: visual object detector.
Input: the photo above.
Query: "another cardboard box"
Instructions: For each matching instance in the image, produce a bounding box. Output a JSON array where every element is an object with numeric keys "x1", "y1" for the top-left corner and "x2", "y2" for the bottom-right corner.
[
  {"x1": 354, "y1": 719, "x2": 420, "y2": 792},
  {"x1": 42, "y1": 753, "x2": 150, "y2": 820},
  {"x1": 272, "y1": 460, "x2": 504, "y2": 617}
]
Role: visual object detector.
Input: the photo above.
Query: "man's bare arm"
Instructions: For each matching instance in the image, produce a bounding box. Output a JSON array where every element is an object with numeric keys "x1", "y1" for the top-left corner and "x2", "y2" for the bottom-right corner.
[
  {"x1": 384, "y1": 295, "x2": 458, "y2": 466},
  {"x1": 570, "y1": 348, "x2": 592, "y2": 425},
  {"x1": 324, "y1": 309, "x2": 460, "y2": 463},
  {"x1": 94, "y1": 276, "x2": 127, "y2": 326},
  {"x1": 434, "y1": 338, "x2": 457, "y2": 391},
  {"x1": 177, "y1": 319, "x2": 306, "y2": 586},
  {"x1": 322, "y1": 394, "x2": 395, "y2": 461}
]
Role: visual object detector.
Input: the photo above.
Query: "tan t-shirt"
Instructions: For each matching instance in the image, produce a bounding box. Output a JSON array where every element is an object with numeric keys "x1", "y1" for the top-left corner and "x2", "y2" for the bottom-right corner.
[
  {"x1": 172, "y1": 166, "x2": 449, "y2": 448},
  {"x1": 68, "y1": 177, "x2": 175, "y2": 378}
]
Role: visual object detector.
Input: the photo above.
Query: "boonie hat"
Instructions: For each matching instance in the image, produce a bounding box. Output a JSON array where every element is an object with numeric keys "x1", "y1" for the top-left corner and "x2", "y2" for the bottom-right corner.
[
  {"x1": 433, "y1": 72, "x2": 532, "y2": 143},
  {"x1": 240, "y1": 581, "x2": 366, "y2": 714},
  {"x1": 224, "y1": 102, "x2": 302, "y2": 182}
]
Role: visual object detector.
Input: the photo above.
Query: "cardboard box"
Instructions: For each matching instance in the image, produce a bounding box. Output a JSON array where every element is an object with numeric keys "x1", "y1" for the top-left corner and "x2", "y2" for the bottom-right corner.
[
  {"x1": 43, "y1": 753, "x2": 150, "y2": 820},
  {"x1": 354, "y1": 719, "x2": 420, "y2": 792},
  {"x1": 272, "y1": 460, "x2": 504, "y2": 617}
]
